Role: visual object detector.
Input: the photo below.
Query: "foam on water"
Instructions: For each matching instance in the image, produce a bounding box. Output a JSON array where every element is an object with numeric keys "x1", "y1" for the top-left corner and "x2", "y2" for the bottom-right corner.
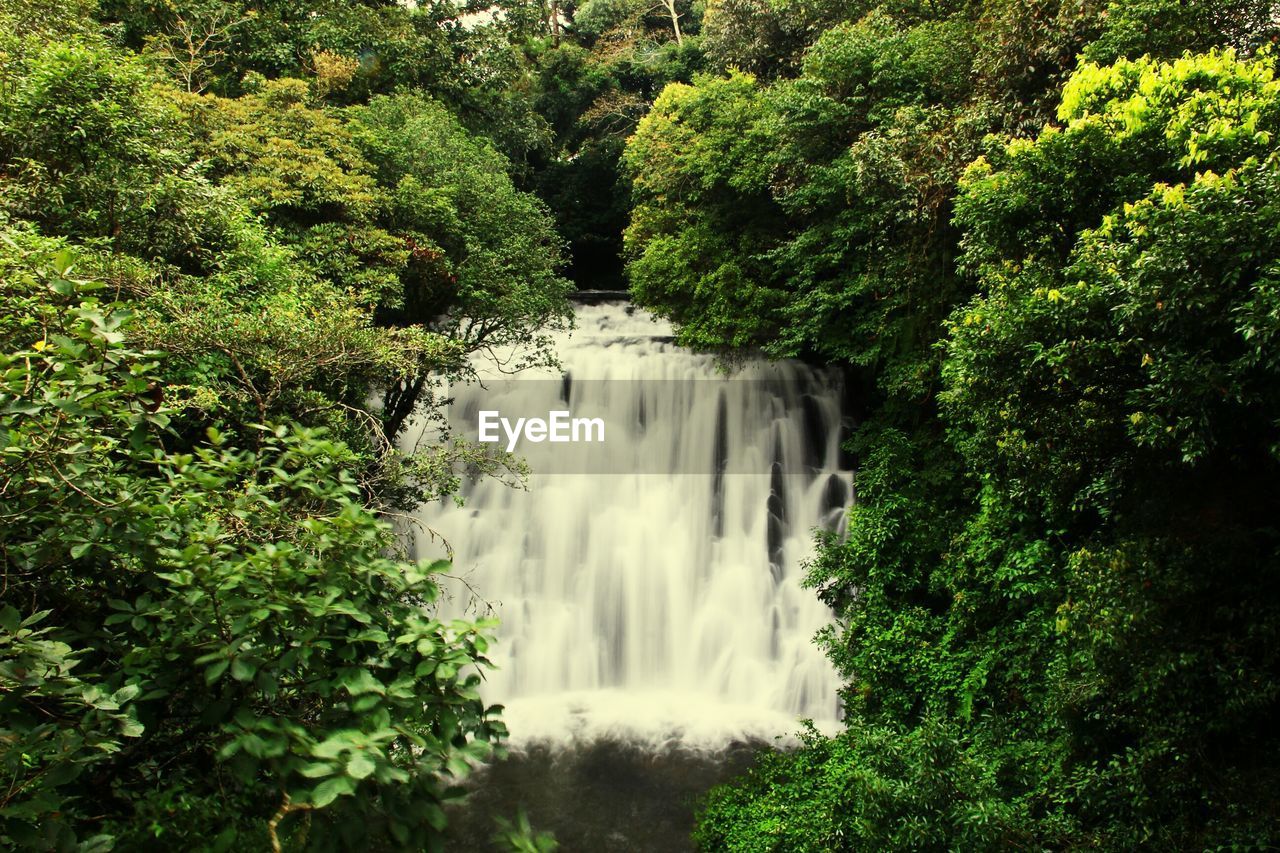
[{"x1": 498, "y1": 689, "x2": 842, "y2": 752}]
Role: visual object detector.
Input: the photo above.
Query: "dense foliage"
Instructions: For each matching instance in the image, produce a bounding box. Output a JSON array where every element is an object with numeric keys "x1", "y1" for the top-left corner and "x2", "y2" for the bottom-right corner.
[
  {"x1": 622, "y1": 0, "x2": 1280, "y2": 847},
  {"x1": 1, "y1": 245, "x2": 503, "y2": 850},
  {"x1": 0, "y1": 0, "x2": 574, "y2": 848}
]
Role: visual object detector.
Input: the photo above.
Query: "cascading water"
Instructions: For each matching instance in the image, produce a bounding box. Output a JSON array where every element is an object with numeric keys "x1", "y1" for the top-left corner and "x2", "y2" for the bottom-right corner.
[{"x1": 406, "y1": 301, "x2": 849, "y2": 749}]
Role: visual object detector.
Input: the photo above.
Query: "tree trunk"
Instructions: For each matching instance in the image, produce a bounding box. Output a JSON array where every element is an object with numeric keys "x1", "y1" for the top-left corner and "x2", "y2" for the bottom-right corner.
[
  {"x1": 382, "y1": 373, "x2": 426, "y2": 444},
  {"x1": 665, "y1": 0, "x2": 683, "y2": 45}
]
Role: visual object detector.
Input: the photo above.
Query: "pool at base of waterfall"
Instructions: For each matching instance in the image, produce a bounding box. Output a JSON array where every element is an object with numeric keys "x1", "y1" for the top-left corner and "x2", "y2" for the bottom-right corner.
[
  {"x1": 443, "y1": 690, "x2": 840, "y2": 851},
  {"x1": 444, "y1": 738, "x2": 762, "y2": 852}
]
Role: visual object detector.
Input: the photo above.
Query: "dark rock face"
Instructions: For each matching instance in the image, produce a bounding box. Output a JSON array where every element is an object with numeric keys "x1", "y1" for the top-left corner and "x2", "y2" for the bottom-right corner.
[
  {"x1": 710, "y1": 391, "x2": 728, "y2": 538},
  {"x1": 767, "y1": 434, "x2": 787, "y2": 583},
  {"x1": 800, "y1": 393, "x2": 828, "y2": 470},
  {"x1": 822, "y1": 473, "x2": 848, "y2": 515}
]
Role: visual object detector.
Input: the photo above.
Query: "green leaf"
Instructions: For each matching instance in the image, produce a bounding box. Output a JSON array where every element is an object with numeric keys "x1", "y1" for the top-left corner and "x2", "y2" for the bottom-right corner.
[
  {"x1": 423, "y1": 802, "x2": 447, "y2": 832},
  {"x1": 346, "y1": 754, "x2": 376, "y2": 779},
  {"x1": 310, "y1": 775, "x2": 356, "y2": 808},
  {"x1": 352, "y1": 694, "x2": 381, "y2": 713},
  {"x1": 298, "y1": 762, "x2": 335, "y2": 779},
  {"x1": 204, "y1": 659, "x2": 229, "y2": 684},
  {"x1": 51, "y1": 248, "x2": 77, "y2": 276},
  {"x1": 0, "y1": 605, "x2": 19, "y2": 634},
  {"x1": 112, "y1": 683, "x2": 141, "y2": 703},
  {"x1": 230, "y1": 657, "x2": 257, "y2": 682},
  {"x1": 339, "y1": 668, "x2": 386, "y2": 696}
]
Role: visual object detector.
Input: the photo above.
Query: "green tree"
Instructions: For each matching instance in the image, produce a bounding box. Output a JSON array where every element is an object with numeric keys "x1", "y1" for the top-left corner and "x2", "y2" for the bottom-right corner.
[
  {"x1": 625, "y1": 11, "x2": 980, "y2": 377},
  {"x1": 1084, "y1": 0, "x2": 1280, "y2": 65},
  {"x1": 697, "y1": 48, "x2": 1280, "y2": 850},
  {"x1": 624, "y1": 70, "x2": 786, "y2": 350},
  {"x1": 0, "y1": 239, "x2": 505, "y2": 850},
  {"x1": 0, "y1": 37, "x2": 235, "y2": 269},
  {"x1": 348, "y1": 92, "x2": 573, "y2": 436}
]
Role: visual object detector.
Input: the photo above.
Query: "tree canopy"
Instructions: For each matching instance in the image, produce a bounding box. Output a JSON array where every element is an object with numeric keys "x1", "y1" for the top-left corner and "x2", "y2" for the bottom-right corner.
[{"x1": 0, "y1": 0, "x2": 571, "y2": 847}]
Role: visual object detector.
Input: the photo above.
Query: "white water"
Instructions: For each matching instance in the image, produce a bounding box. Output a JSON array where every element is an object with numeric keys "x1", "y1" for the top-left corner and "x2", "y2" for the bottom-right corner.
[{"x1": 406, "y1": 302, "x2": 849, "y2": 748}]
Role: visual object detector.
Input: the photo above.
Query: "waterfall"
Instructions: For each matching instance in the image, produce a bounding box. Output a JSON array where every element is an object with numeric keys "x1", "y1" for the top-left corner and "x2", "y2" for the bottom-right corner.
[{"x1": 406, "y1": 301, "x2": 848, "y2": 747}]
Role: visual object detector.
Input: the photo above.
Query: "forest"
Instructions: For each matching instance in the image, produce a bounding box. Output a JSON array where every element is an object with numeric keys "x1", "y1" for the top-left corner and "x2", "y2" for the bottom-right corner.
[{"x1": 1, "y1": 0, "x2": 1278, "y2": 848}]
